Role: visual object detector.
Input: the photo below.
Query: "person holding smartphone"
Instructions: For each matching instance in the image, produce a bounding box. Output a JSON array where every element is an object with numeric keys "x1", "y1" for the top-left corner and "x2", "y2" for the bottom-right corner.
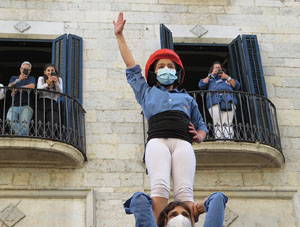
[
  {"x1": 6, "y1": 61, "x2": 36, "y2": 135},
  {"x1": 198, "y1": 61, "x2": 240, "y2": 139},
  {"x1": 37, "y1": 63, "x2": 63, "y2": 136}
]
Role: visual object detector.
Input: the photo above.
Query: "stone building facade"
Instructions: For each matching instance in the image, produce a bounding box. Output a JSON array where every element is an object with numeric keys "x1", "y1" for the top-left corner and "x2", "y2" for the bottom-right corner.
[{"x1": 0, "y1": 0, "x2": 300, "y2": 226}]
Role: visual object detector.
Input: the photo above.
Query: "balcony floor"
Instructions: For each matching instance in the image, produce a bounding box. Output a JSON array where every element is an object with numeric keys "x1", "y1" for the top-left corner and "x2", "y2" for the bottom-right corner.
[
  {"x1": 0, "y1": 137, "x2": 84, "y2": 168},
  {"x1": 194, "y1": 141, "x2": 284, "y2": 169}
]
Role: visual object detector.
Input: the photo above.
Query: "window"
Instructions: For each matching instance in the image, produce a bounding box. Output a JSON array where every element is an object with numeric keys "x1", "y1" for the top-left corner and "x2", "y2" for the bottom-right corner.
[
  {"x1": 160, "y1": 24, "x2": 267, "y2": 97},
  {"x1": 0, "y1": 34, "x2": 83, "y2": 104},
  {"x1": 0, "y1": 39, "x2": 52, "y2": 88}
]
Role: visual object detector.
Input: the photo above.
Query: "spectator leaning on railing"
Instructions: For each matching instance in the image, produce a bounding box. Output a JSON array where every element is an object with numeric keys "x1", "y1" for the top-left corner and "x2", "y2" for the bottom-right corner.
[
  {"x1": 198, "y1": 61, "x2": 240, "y2": 140},
  {"x1": 6, "y1": 61, "x2": 36, "y2": 135}
]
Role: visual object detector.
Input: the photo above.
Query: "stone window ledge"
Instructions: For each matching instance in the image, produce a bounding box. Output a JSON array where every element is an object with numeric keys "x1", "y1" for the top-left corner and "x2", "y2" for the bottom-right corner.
[
  {"x1": 193, "y1": 141, "x2": 284, "y2": 169},
  {"x1": 0, "y1": 137, "x2": 84, "y2": 168}
]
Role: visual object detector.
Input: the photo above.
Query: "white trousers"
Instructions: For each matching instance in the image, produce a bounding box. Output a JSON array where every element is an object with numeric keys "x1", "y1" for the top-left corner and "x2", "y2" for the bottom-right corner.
[
  {"x1": 209, "y1": 104, "x2": 236, "y2": 139},
  {"x1": 145, "y1": 138, "x2": 196, "y2": 202}
]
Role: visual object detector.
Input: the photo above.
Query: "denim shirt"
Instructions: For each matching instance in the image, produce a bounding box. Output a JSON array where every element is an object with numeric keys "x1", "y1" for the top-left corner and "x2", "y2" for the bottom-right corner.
[
  {"x1": 198, "y1": 74, "x2": 240, "y2": 109},
  {"x1": 126, "y1": 65, "x2": 208, "y2": 133}
]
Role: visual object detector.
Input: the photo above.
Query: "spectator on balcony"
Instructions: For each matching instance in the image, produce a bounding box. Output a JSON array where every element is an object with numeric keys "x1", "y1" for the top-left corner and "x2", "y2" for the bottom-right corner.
[
  {"x1": 6, "y1": 61, "x2": 35, "y2": 135},
  {"x1": 114, "y1": 12, "x2": 208, "y2": 223},
  {"x1": 198, "y1": 62, "x2": 240, "y2": 139},
  {"x1": 0, "y1": 83, "x2": 4, "y2": 100},
  {"x1": 124, "y1": 191, "x2": 228, "y2": 227},
  {"x1": 37, "y1": 64, "x2": 63, "y2": 132}
]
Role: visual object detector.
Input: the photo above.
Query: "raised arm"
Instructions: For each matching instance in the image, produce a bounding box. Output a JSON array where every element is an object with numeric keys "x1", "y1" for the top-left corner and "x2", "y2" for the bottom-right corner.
[{"x1": 113, "y1": 12, "x2": 136, "y2": 68}]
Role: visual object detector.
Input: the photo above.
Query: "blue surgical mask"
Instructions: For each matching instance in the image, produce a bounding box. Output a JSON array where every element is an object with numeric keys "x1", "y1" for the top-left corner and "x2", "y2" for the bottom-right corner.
[{"x1": 157, "y1": 67, "x2": 177, "y2": 86}]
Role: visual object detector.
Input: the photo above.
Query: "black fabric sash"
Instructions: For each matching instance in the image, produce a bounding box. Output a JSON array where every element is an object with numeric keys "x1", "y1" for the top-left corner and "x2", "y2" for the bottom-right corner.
[{"x1": 147, "y1": 110, "x2": 192, "y2": 144}]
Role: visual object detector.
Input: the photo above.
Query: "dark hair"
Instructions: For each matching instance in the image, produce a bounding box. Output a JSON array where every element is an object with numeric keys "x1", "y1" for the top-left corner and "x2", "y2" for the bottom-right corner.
[
  {"x1": 43, "y1": 63, "x2": 59, "y2": 90},
  {"x1": 208, "y1": 61, "x2": 223, "y2": 74},
  {"x1": 157, "y1": 201, "x2": 192, "y2": 227},
  {"x1": 148, "y1": 60, "x2": 182, "y2": 88}
]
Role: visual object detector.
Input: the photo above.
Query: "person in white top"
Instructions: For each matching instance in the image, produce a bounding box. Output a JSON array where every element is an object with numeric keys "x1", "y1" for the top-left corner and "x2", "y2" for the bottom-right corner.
[
  {"x1": 0, "y1": 83, "x2": 4, "y2": 100},
  {"x1": 37, "y1": 64, "x2": 63, "y2": 133}
]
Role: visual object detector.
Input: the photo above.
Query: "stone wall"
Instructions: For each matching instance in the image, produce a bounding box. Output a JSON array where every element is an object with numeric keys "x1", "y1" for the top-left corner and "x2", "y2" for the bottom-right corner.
[{"x1": 0, "y1": 0, "x2": 300, "y2": 226}]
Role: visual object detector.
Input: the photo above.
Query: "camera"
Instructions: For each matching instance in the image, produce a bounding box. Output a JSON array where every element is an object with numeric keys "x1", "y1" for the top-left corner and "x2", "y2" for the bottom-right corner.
[
  {"x1": 50, "y1": 72, "x2": 57, "y2": 76},
  {"x1": 23, "y1": 68, "x2": 29, "y2": 75},
  {"x1": 217, "y1": 70, "x2": 223, "y2": 74}
]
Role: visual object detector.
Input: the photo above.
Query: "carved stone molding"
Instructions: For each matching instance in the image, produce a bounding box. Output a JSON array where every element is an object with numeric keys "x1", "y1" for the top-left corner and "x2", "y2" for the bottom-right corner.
[
  {"x1": 0, "y1": 189, "x2": 96, "y2": 227},
  {"x1": 14, "y1": 21, "x2": 30, "y2": 33},
  {"x1": 224, "y1": 207, "x2": 238, "y2": 227},
  {"x1": 0, "y1": 202, "x2": 25, "y2": 227},
  {"x1": 190, "y1": 24, "x2": 208, "y2": 37}
]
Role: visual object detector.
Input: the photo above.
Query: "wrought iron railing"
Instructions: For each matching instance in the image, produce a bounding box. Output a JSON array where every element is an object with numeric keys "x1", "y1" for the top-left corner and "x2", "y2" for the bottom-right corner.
[
  {"x1": 142, "y1": 90, "x2": 282, "y2": 153},
  {"x1": 0, "y1": 86, "x2": 86, "y2": 160}
]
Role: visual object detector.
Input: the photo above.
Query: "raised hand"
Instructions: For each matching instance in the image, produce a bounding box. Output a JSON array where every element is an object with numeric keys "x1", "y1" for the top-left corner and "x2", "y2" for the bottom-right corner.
[
  {"x1": 51, "y1": 76, "x2": 58, "y2": 83},
  {"x1": 113, "y1": 12, "x2": 126, "y2": 37},
  {"x1": 19, "y1": 73, "x2": 27, "y2": 82},
  {"x1": 212, "y1": 69, "x2": 218, "y2": 75},
  {"x1": 113, "y1": 12, "x2": 136, "y2": 68},
  {"x1": 220, "y1": 72, "x2": 229, "y2": 80}
]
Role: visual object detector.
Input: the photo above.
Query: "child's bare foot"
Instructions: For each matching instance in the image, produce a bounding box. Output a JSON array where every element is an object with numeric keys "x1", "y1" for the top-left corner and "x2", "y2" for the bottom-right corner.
[{"x1": 192, "y1": 198, "x2": 207, "y2": 222}]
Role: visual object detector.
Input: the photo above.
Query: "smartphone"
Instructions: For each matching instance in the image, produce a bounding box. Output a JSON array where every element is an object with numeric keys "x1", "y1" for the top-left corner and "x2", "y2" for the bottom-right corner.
[
  {"x1": 50, "y1": 72, "x2": 57, "y2": 76},
  {"x1": 23, "y1": 68, "x2": 29, "y2": 75}
]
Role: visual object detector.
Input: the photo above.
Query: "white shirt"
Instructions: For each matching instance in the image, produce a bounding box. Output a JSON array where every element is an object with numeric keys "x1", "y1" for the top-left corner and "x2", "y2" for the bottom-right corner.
[
  {"x1": 0, "y1": 83, "x2": 4, "y2": 100},
  {"x1": 37, "y1": 76, "x2": 63, "y2": 101}
]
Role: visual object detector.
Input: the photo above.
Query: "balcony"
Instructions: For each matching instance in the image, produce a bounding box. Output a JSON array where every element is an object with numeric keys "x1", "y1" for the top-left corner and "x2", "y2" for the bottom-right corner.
[
  {"x1": 143, "y1": 90, "x2": 284, "y2": 169},
  {"x1": 0, "y1": 87, "x2": 86, "y2": 168}
]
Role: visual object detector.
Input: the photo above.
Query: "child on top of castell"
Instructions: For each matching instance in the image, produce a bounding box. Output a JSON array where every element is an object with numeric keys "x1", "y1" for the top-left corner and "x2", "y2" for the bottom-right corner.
[{"x1": 113, "y1": 12, "x2": 208, "y2": 223}]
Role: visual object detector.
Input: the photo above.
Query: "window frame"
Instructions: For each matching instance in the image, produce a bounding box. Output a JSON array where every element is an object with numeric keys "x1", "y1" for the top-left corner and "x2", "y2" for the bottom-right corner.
[{"x1": 160, "y1": 24, "x2": 267, "y2": 98}]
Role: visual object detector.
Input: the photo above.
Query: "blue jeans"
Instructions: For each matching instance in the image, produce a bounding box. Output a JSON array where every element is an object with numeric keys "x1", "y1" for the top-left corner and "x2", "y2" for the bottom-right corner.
[
  {"x1": 204, "y1": 192, "x2": 228, "y2": 227},
  {"x1": 7, "y1": 106, "x2": 33, "y2": 135},
  {"x1": 124, "y1": 192, "x2": 156, "y2": 227}
]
